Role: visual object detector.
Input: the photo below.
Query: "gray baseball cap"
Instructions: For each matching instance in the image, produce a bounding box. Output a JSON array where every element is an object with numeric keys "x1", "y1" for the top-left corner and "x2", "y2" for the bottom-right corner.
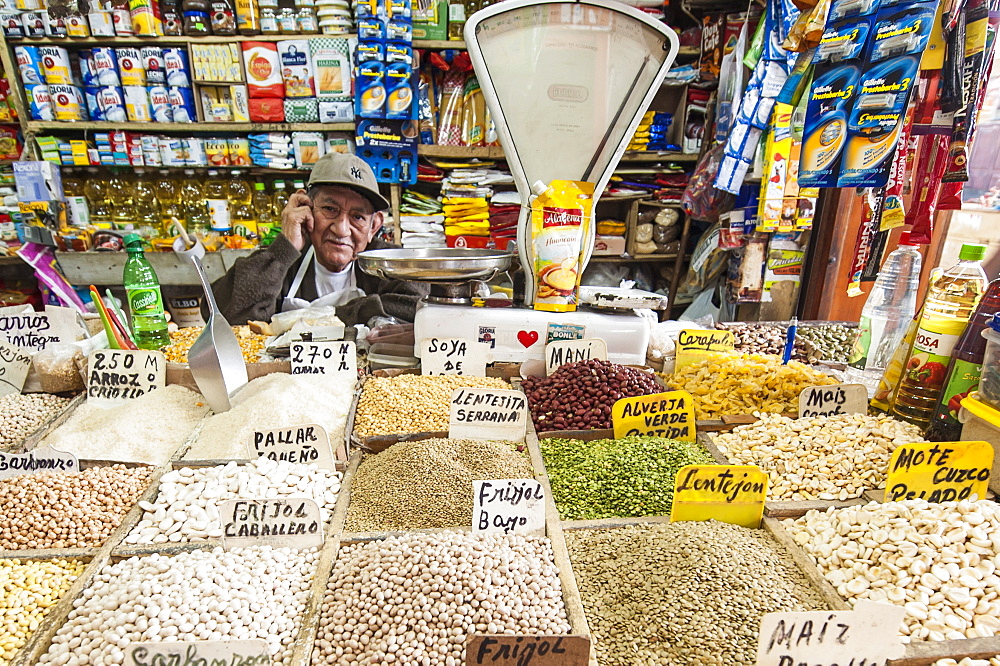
[{"x1": 307, "y1": 152, "x2": 390, "y2": 211}]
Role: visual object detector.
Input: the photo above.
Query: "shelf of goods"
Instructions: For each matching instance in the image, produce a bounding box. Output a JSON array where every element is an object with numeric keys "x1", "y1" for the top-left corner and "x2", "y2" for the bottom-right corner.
[
  {"x1": 24, "y1": 122, "x2": 356, "y2": 133},
  {"x1": 3, "y1": 364, "x2": 1000, "y2": 666}
]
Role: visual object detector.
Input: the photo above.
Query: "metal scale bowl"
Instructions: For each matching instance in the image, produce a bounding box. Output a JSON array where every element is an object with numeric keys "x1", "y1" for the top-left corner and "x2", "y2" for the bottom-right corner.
[{"x1": 357, "y1": 248, "x2": 514, "y2": 304}]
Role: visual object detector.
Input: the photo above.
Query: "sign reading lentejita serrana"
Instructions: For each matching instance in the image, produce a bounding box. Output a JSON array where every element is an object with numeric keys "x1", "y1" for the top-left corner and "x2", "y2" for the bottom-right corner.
[
  {"x1": 449, "y1": 388, "x2": 528, "y2": 442},
  {"x1": 219, "y1": 498, "x2": 324, "y2": 549},
  {"x1": 125, "y1": 640, "x2": 270, "y2": 666}
]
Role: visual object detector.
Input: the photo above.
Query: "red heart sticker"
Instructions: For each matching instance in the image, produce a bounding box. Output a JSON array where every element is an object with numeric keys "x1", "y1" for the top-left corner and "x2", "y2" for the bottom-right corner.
[{"x1": 517, "y1": 330, "x2": 539, "y2": 348}]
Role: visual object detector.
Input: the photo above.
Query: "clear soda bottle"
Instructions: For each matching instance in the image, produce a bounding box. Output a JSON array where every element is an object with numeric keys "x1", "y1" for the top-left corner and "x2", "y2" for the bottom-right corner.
[
  {"x1": 845, "y1": 232, "x2": 923, "y2": 397},
  {"x1": 123, "y1": 233, "x2": 171, "y2": 350},
  {"x1": 892, "y1": 243, "x2": 989, "y2": 427}
]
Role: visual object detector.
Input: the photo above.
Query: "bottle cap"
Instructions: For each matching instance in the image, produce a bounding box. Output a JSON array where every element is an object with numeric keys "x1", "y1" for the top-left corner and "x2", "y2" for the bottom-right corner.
[
  {"x1": 898, "y1": 231, "x2": 918, "y2": 246},
  {"x1": 960, "y1": 243, "x2": 987, "y2": 261},
  {"x1": 123, "y1": 233, "x2": 143, "y2": 247}
]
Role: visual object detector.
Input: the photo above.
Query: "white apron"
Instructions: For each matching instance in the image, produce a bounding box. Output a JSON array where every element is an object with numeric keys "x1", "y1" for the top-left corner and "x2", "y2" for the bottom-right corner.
[{"x1": 281, "y1": 246, "x2": 367, "y2": 312}]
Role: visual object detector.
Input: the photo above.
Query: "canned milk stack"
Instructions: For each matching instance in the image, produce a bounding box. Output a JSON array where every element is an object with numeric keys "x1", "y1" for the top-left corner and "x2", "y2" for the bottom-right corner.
[
  {"x1": 14, "y1": 45, "x2": 88, "y2": 121},
  {"x1": 0, "y1": 0, "x2": 75, "y2": 40},
  {"x1": 79, "y1": 46, "x2": 196, "y2": 123}
]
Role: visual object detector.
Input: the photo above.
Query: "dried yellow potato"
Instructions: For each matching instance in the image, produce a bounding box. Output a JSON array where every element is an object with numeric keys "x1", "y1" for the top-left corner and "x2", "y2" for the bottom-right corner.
[
  {"x1": 162, "y1": 326, "x2": 266, "y2": 364},
  {"x1": 666, "y1": 352, "x2": 838, "y2": 419}
]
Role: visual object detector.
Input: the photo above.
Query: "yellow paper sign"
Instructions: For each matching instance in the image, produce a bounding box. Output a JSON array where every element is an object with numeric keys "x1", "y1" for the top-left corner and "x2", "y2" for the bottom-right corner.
[
  {"x1": 886, "y1": 441, "x2": 993, "y2": 503},
  {"x1": 670, "y1": 465, "x2": 768, "y2": 528},
  {"x1": 612, "y1": 390, "x2": 696, "y2": 442},
  {"x1": 675, "y1": 330, "x2": 735, "y2": 371}
]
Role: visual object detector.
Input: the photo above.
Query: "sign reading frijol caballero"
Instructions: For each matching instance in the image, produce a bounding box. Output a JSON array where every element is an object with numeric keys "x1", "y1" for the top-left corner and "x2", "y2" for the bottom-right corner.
[
  {"x1": 220, "y1": 498, "x2": 324, "y2": 549},
  {"x1": 671, "y1": 464, "x2": 768, "y2": 528},
  {"x1": 449, "y1": 388, "x2": 528, "y2": 441}
]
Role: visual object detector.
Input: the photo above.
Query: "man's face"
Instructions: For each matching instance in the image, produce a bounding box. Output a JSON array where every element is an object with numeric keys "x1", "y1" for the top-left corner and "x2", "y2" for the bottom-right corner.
[{"x1": 309, "y1": 185, "x2": 383, "y2": 272}]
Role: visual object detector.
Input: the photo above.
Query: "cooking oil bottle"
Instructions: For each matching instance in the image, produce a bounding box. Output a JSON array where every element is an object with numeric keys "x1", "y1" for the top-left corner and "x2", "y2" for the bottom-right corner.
[
  {"x1": 155, "y1": 169, "x2": 181, "y2": 235},
  {"x1": 180, "y1": 169, "x2": 210, "y2": 234},
  {"x1": 108, "y1": 169, "x2": 135, "y2": 230},
  {"x1": 228, "y1": 170, "x2": 255, "y2": 238},
  {"x1": 205, "y1": 170, "x2": 231, "y2": 234},
  {"x1": 253, "y1": 181, "x2": 279, "y2": 245},
  {"x1": 132, "y1": 169, "x2": 161, "y2": 238},
  {"x1": 891, "y1": 243, "x2": 989, "y2": 427},
  {"x1": 272, "y1": 180, "x2": 289, "y2": 215},
  {"x1": 83, "y1": 168, "x2": 112, "y2": 228}
]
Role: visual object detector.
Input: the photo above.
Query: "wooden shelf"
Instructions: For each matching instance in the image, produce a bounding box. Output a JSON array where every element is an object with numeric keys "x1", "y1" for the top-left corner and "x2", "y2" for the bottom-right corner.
[
  {"x1": 589, "y1": 253, "x2": 679, "y2": 263},
  {"x1": 619, "y1": 151, "x2": 699, "y2": 162},
  {"x1": 677, "y1": 46, "x2": 700, "y2": 57},
  {"x1": 26, "y1": 121, "x2": 354, "y2": 133},
  {"x1": 417, "y1": 144, "x2": 505, "y2": 159},
  {"x1": 13, "y1": 33, "x2": 351, "y2": 45},
  {"x1": 414, "y1": 39, "x2": 465, "y2": 49}
]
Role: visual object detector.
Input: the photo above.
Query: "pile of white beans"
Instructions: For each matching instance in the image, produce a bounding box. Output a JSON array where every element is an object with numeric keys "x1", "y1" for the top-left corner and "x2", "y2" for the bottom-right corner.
[
  {"x1": 123, "y1": 459, "x2": 342, "y2": 545},
  {"x1": 38, "y1": 546, "x2": 318, "y2": 666}
]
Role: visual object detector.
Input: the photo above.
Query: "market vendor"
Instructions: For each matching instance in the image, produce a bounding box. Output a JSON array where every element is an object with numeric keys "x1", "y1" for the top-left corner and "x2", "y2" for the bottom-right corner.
[{"x1": 210, "y1": 153, "x2": 428, "y2": 326}]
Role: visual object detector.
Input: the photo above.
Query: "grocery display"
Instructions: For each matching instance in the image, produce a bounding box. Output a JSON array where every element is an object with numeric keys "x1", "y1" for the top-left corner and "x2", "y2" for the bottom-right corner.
[{"x1": 0, "y1": 393, "x2": 73, "y2": 449}]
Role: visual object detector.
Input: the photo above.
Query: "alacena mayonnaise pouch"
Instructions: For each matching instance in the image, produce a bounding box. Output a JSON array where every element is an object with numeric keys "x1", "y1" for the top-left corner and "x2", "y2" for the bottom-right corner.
[{"x1": 530, "y1": 180, "x2": 594, "y2": 313}]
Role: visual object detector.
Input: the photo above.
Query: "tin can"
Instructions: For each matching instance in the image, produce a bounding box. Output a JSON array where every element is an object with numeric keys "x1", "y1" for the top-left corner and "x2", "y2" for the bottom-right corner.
[
  {"x1": 115, "y1": 47, "x2": 145, "y2": 86},
  {"x1": 83, "y1": 85, "x2": 102, "y2": 120},
  {"x1": 39, "y1": 46, "x2": 72, "y2": 85},
  {"x1": 42, "y1": 10, "x2": 67, "y2": 36},
  {"x1": 25, "y1": 83, "x2": 52, "y2": 120},
  {"x1": 184, "y1": 137, "x2": 207, "y2": 166},
  {"x1": 140, "y1": 46, "x2": 165, "y2": 85},
  {"x1": 20, "y1": 10, "x2": 45, "y2": 36},
  {"x1": 89, "y1": 47, "x2": 120, "y2": 86},
  {"x1": 163, "y1": 47, "x2": 190, "y2": 87},
  {"x1": 14, "y1": 45, "x2": 44, "y2": 85},
  {"x1": 123, "y1": 85, "x2": 151, "y2": 121},
  {"x1": 159, "y1": 136, "x2": 184, "y2": 167},
  {"x1": 87, "y1": 10, "x2": 114, "y2": 35},
  {"x1": 129, "y1": 0, "x2": 161, "y2": 36},
  {"x1": 14, "y1": 0, "x2": 40, "y2": 11},
  {"x1": 111, "y1": 7, "x2": 133, "y2": 34},
  {"x1": 50, "y1": 83, "x2": 85, "y2": 121},
  {"x1": 147, "y1": 84, "x2": 171, "y2": 122},
  {"x1": 0, "y1": 12, "x2": 25, "y2": 38},
  {"x1": 167, "y1": 85, "x2": 196, "y2": 122},
  {"x1": 95, "y1": 85, "x2": 126, "y2": 122}
]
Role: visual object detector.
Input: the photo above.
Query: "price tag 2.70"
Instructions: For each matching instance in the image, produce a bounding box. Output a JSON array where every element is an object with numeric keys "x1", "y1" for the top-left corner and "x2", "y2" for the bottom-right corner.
[
  {"x1": 290, "y1": 341, "x2": 356, "y2": 377},
  {"x1": 420, "y1": 337, "x2": 488, "y2": 376},
  {"x1": 0, "y1": 340, "x2": 32, "y2": 396},
  {"x1": 87, "y1": 349, "x2": 165, "y2": 408}
]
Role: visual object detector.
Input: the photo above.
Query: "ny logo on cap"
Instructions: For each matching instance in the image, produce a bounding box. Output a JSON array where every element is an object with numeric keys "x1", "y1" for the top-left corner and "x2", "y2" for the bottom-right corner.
[{"x1": 350, "y1": 166, "x2": 363, "y2": 180}]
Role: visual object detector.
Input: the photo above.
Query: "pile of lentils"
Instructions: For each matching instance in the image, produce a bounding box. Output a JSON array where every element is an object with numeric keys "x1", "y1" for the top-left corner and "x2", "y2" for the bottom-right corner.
[
  {"x1": 1, "y1": 558, "x2": 86, "y2": 666},
  {"x1": 0, "y1": 465, "x2": 153, "y2": 550},
  {"x1": 522, "y1": 360, "x2": 662, "y2": 432},
  {"x1": 0, "y1": 393, "x2": 72, "y2": 449},
  {"x1": 540, "y1": 436, "x2": 715, "y2": 520},
  {"x1": 346, "y1": 438, "x2": 533, "y2": 532},
  {"x1": 312, "y1": 532, "x2": 571, "y2": 665},
  {"x1": 565, "y1": 521, "x2": 828, "y2": 666}
]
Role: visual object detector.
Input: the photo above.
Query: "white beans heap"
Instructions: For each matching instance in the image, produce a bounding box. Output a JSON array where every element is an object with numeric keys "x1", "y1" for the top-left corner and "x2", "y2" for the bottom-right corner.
[
  {"x1": 1, "y1": 558, "x2": 86, "y2": 666},
  {"x1": 0, "y1": 393, "x2": 72, "y2": 449},
  {"x1": 123, "y1": 458, "x2": 342, "y2": 545},
  {"x1": 787, "y1": 500, "x2": 1000, "y2": 643},
  {"x1": 39, "y1": 546, "x2": 318, "y2": 666},
  {"x1": 935, "y1": 660, "x2": 1000, "y2": 666},
  {"x1": 312, "y1": 532, "x2": 571, "y2": 665},
  {"x1": 714, "y1": 413, "x2": 924, "y2": 501}
]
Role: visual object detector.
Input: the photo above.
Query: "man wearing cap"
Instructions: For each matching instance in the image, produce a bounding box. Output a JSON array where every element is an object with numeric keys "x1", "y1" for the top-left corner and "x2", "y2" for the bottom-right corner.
[{"x1": 211, "y1": 153, "x2": 428, "y2": 326}]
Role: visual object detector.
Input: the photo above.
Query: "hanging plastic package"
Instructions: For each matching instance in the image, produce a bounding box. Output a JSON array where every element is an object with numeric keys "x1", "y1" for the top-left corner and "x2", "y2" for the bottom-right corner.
[
  {"x1": 530, "y1": 180, "x2": 593, "y2": 313},
  {"x1": 715, "y1": 17, "x2": 748, "y2": 142},
  {"x1": 783, "y1": 0, "x2": 832, "y2": 52},
  {"x1": 845, "y1": 188, "x2": 884, "y2": 297},
  {"x1": 905, "y1": 134, "x2": 951, "y2": 244},
  {"x1": 683, "y1": 141, "x2": 735, "y2": 222},
  {"x1": 878, "y1": 105, "x2": 913, "y2": 230}
]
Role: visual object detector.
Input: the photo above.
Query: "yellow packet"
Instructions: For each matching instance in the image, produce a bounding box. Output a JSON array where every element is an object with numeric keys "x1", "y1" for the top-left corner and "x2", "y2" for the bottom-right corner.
[{"x1": 530, "y1": 180, "x2": 594, "y2": 313}]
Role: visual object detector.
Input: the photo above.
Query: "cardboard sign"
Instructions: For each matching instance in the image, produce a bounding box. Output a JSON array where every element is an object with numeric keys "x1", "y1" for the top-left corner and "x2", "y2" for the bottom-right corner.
[
  {"x1": 0, "y1": 340, "x2": 32, "y2": 396},
  {"x1": 125, "y1": 640, "x2": 270, "y2": 666},
  {"x1": 87, "y1": 349, "x2": 165, "y2": 408},
  {"x1": 449, "y1": 388, "x2": 528, "y2": 442},
  {"x1": 0, "y1": 445, "x2": 79, "y2": 480},
  {"x1": 885, "y1": 440, "x2": 993, "y2": 503},
  {"x1": 0, "y1": 306, "x2": 82, "y2": 352},
  {"x1": 545, "y1": 338, "x2": 607, "y2": 376},
  {"x1": 674, "y1": 329, "x2": 735, "y2": 371},
  {"x1": 473, "y1": 479, "x2": 545, "y2": 536},
  {"x1": 246, "y1": 424, "x2": 344, "y2": 469},
  {"x1": 290, "y1": 341, "x2": 357, "y2": 377},
  {"x1": 466, "y1": 635, "x2": 591, "y2": 666},
  {"x1": 798, "y1": 384, "x2": 868, "y2": 418},
  {"x1": 219, "y1": 497, "x2": 324, "y2": 549},
  {"x1": 611, "y1": 390, "x2": 696, "y2": 442},
  {"x1": 420, "y1": 337, "x2": 488, "y2": 376},
  {"x1": 671, "y1": 465, "x2": 768, "y2": 528},
  {"x1": 756, "y1": 600, "x2": 906, "y2": 666}
]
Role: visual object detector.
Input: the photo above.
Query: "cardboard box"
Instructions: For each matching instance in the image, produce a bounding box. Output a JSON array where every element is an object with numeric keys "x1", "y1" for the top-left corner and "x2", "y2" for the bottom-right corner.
[
  {"x1": 412, "y1": 0, "x2": 447, "y2": 40},
  {"x1": 592, "y1": 235, "x2": 626, "y2": 256}
]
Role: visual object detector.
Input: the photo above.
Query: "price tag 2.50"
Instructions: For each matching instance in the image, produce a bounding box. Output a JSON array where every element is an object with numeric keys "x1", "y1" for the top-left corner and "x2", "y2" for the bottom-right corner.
[
  {"x1": 0, "y1": 340, "x2": 32, "y2": 396},
  {"x1": 798, "y1": 384, "x2": 868, "y2": 418},
  {"x1": 473, "y1": 479, "x2": 545, "y2": 536},
  {"x1": 290, "y1": 341, "x2": 356, "y2": 377},
  {"x1": 670, "y1": 464, "x2": 767, "y2": 528},
  {"x1": 885, "y1": 440, "x2": 993, "y2": 503},
  {"x1": 420, "y1": 337, "x2": 488, "y2": 376},
  {"x1": 219, "y1": 498, "x2": 324, "y2": 550},
  {"x1": 611, "y1": 390, "x2": 696, "y2": 442},
  {"x1": 87, "y1": 349, "x2": 165, "y2": 408},
  {"x1": 125, "y1": 640, "x2": 270, "y2": 666},
  {"x1": 247, "y1": 423, "x2": 345, "y2": 470}
]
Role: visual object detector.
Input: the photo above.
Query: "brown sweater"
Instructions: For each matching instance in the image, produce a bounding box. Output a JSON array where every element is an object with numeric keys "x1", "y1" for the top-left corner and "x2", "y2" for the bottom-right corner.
[{"x1": 208, "y1": 235, "x2": 429, "y2": 326}]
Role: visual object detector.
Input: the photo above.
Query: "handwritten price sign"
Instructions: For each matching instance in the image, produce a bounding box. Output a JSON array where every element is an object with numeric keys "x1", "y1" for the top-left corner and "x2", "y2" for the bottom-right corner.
[{"x1": 420, "y1": 338, "x2": 488, "y2": 376}]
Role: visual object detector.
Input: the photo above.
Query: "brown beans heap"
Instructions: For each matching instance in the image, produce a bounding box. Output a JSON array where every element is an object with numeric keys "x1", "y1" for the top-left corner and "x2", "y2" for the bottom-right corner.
[
  {"x1": 0, "y1": 465, "x2": 153, "y2": 549},
  {"x1": 523, "y1": 359, "x2": 662, "y2": 432}
]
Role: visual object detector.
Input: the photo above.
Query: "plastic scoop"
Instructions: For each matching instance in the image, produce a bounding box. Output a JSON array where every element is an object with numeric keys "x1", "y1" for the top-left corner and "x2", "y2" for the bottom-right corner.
[{"x1": 187, "y1": 255, "x2": 248, "y2": 412}]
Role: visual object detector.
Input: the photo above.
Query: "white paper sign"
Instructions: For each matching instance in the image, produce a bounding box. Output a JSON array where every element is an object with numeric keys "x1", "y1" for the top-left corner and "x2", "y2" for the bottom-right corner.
[
  {"x1": 290, "y1": 341, "x2": 357, "y2": 377},
  {"x1": 0, "y1": 306, "x2": 81, "y2": 352},
  {"x1": 420, "y1": 337, "x2": 488, "y2": 376},
  {"x1": 125, "y1": 640, "x2": 270, "y2": 666},
  {"x1": 756, "y1": 601, "x2": 906, "y2": 666},
  {"x1": 798, "y1": 384, "x2": 869, "y2": 418},
  {"x1": 219, "y1": 497, "x2": 324, "y2": 549},
  {"x1": 449, "y1": 388, "x2": 528, "y2": 442},
  {"x1": 246, "y1": 424, "x2": 344, "y2": 469},
  {"x1": 0, "y1": 340, "x2": 32, "y2": 396},
  {"x1": 545, "y1": 338, "x2": 608, "y2": 376},
  {"x1": 473, "y1": 479, "x2": 545, "y2": 536},
  {"x1": 87, "y1": 349, "x2": 166, "y2": 407},
  {"x1": 0, "y1": 445, "x2": 79, "y2": 479}
]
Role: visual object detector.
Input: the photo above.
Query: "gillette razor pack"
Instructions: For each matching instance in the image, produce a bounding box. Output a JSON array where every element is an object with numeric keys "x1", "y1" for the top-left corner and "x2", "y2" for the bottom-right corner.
[{"x1": 354, "y1": 0, "x2": 415, "y2": 121}]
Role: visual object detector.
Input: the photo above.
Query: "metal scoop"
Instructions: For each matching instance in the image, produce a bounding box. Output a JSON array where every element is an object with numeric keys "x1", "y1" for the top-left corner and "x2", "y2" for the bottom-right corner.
[{"x1": 187, "y1": 255, "x2": 248, "y2": 412}]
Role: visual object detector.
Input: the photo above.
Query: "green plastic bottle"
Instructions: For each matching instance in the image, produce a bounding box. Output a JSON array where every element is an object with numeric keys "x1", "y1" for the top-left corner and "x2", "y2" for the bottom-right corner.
[{"x1": 123, "y1": 233, "x2": 171, "y2": 350}]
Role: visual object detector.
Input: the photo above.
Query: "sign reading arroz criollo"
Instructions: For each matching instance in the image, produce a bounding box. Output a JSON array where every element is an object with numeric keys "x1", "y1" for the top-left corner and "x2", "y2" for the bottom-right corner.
[
  {"x1": 756, "y1": 600, "x2": 906, "y2": 666},
  {"x1": 219, "y1": 498, "x2": 324, "y2": 549},
  {"x1": 885, "y1": 440, "x2": 993, "y2": 502},
  {"x1": 87, "y1": 349, "x2": 166, "y2": 408},
  {"x1": 450, "y1": 388, "x2": 528, "y2": 442}
]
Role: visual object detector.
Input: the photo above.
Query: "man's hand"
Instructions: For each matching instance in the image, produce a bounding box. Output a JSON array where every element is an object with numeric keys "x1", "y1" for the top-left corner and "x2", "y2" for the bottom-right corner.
[{"x1": 281, "y1": 190, "x2": 314, "y2": 251}]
